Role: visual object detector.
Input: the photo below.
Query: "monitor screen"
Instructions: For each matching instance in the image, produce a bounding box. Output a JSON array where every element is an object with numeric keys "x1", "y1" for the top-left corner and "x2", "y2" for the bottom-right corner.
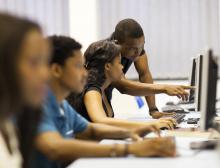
[{"x1": 200, "y1": 49, "x2": 218, "y2": 131}]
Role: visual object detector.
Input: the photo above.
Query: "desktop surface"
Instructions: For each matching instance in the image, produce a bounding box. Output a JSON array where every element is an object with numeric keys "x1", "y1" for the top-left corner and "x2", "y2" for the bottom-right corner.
[{"x1": 68, "y1": 137, "x2": 220, "y2": 168}]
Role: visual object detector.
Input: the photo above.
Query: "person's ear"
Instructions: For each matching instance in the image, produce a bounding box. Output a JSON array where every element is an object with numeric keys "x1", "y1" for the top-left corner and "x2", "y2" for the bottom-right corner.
[
  {"x1": 105, "y1": 63, "x2": 111, "y2": 72},
  {"x1": 51, "y1": 64, "x2": 63, "y2": 78}
]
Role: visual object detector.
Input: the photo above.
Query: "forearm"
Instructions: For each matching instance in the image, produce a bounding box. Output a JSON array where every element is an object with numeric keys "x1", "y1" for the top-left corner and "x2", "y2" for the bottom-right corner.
[
  {"x1": 40, "y1": 138, "x2": 125, "y2": 161},
  {"x1": 114, "y1": 78, "x2": 165, "y2": 96},
  {"x1": 93, "y1": 116, "x2": 155, "y2": 130},
  {"x1": 90, "y1": 123, "x2": 132, "y2": 140},
  {"x1": 139, "y1": 74, "x2": 157, "y2": 109}
]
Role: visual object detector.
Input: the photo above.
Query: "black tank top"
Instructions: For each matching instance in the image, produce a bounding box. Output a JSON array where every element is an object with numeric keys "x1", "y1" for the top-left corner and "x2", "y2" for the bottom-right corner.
[{"x1": 67, "y1": 84, "x2": 114, "y2": 122}]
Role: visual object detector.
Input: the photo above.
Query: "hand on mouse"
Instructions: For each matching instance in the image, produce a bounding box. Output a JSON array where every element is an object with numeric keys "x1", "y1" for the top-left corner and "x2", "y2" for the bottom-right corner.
[
  {"x1": 154, "y1": 118, "x2": 177, "y2": 130},
  {"x1": 131, "y1": 124, "x2": 161, "y2": 141},
  {"x1": 129, "y1": 137, "x2": 176, "y2": 157}
]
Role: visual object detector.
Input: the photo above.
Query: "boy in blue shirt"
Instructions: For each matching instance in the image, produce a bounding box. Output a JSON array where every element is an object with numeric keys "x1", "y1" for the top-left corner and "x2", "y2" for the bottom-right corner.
[{"x1": 34, "y1": 36, "x2": 176, "y2": 168}]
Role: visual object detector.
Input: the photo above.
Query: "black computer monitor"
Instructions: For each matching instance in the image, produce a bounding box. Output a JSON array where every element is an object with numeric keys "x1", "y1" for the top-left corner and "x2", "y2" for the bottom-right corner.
[
  {"x1": 188, "y1": 58, "x2": 196, "y2": 102},
  {"x1": 195, "y1": 54, "x2": 203, "y2": 112},
  {"x1": 200, "y1": 49, "x2": 218, "y2": 131}
]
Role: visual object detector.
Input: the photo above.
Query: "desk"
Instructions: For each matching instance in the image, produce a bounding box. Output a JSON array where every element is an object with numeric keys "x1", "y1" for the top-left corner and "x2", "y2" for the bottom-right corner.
[
  {"x1": 68, "y1": 137, "x2": 220, "y2": 168},
  {"x1": 67, "y1": 111, "x2": 220, "y2": 168},
  {"x1": 68, "y1": 151, "x2": 219, "y2": 168}
]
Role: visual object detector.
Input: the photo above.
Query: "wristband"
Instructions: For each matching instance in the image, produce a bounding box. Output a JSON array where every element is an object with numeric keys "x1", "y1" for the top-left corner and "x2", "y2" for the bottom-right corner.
[
  {"x1": 149, "y1": 107, "x2": 159, "y2": 113},
  {"x1": 110, "y1": 144, "x2": 117, "y2": 157},
  {"x1": 124, "y1": 143, "x2": 129, "y2": 156}
]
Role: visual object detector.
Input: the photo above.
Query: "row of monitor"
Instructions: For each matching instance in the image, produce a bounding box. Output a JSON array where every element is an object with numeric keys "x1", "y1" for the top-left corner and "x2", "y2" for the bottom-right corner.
[{"x1": 188, "y1": 49, "x2": 218, "y2": 131}]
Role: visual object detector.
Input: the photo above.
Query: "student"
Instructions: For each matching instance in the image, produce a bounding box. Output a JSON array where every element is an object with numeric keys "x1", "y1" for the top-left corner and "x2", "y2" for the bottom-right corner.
[
  {"x1": 0, "y1": 13, "x2": 50, "y2": 168},
  {"x1": 34, "y1": 35, "x2": 176, "y2": 168},
  {"x1": 68, "y1": 40, "x2": 188, "y2": 130},
  {"x1": 107, "y1": 18, "x2": 193, "y2": 119}
]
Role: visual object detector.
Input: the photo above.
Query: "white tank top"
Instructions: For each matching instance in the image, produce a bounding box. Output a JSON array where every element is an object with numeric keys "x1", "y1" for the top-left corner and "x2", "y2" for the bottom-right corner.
[{"x1": 0, "y1": 121, "x2": 22, "y2": 168}]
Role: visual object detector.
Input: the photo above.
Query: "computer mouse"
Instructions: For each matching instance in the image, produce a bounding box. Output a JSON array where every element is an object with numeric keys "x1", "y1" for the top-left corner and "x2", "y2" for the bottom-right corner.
[
  {"x1": 187, "y1": 118, "x2": 198, "y2": 124},
  {"x1": 166, "y1": 101, "x2": 175, "y2": 105},
  {"x1": 160, "y1": 124, "x2": 179, "y2": 130},
  {"x1": 160, "y1": 127, "x2": 169, "y2": 130}
]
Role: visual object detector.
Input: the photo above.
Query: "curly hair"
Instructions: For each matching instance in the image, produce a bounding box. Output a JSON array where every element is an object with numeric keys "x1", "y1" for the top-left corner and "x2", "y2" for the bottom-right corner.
[{"x1": 84, "y1": 40, "x2": 121, "y2": 87}]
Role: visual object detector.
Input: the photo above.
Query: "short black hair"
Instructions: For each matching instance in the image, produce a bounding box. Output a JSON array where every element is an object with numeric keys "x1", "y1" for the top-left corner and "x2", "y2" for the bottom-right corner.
[
  {"x1": 48, "y1": 35, "x2": 82, "y2": 65},
  {"x1": 111, "y1": 18, "x2": 144, "y2": 43}
]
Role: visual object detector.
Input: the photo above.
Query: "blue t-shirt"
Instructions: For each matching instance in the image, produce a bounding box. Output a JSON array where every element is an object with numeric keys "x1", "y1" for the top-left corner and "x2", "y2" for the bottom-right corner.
[{"x1": 33, "y1": 90, "x2": 88, "y2": 168}]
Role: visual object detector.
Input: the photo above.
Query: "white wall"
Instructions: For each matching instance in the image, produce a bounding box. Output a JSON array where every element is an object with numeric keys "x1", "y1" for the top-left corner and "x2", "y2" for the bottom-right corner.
[
  {"x1": 1, "y1": 0, "x2": 219, "y2": 79},
  {"x1": 97, "y1": 0, "x2": 220, "y2": 79},
  {"x1": 0, "y1": 0, "x2": 70, "y2": 36},
  {"x1": 69, "y1": 0, "x2": 98, "y2": 51}
]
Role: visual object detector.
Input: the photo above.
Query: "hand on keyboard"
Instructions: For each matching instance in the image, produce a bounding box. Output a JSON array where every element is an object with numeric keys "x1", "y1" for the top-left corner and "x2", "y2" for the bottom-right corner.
[
  {"x1": 162, "y1": 113, "x2": 186, "y2": 124},
  {"x1": 150, "y1": 110, "x2": 175, "y2": 119},
  {"x1": 154, "y1": 118, "x2": 178, "y2": 130}
]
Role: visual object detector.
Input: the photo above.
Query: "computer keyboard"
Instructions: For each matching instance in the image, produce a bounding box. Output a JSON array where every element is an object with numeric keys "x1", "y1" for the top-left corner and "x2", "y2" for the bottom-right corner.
[
  {"x1": 162, "y1": 105, "x2": 189, "y2": 114},
  {"x1": 162, "y1": 113, "x2": 186, "y2": 124},
  {"x1": 165, "y1": 101, "x2": 196, "y2": 111},
  {"x1": 178, "y1": 104, "x2": 196, "y2": 111},
  {"x1": 177, "y1": 100, "x2": 194, "y2": 105},
  {"x1": 166, "y1": 99, "x2": 194, "y2": 105},
  {"x1": 173, "y1": 113, "x2": 186, "y2": 123}
]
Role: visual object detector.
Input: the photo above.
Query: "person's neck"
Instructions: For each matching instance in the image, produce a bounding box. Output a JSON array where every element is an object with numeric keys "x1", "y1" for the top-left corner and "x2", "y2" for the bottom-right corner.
[
  {"x1": 49, "y1": 80, "x2": 70, "y2": 104},
  {"x1": 101, "y1": 79, "x2": 111, "y2": 92}
]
